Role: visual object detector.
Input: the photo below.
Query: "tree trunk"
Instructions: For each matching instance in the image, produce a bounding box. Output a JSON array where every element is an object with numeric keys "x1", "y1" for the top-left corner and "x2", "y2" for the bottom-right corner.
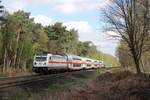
[
  {"x1": 13, "y1": 31, "x2": 20, "y2": 68},
  {"x1": 17, "y1": 44, "x2": 24, "y2": 69},
  {"x1": 130, "y1": 46, "x2": 142, "y2": 74},
  {"x1": 135, "y1": 61, "x2": 141, "y2": 74},
  {"x1": 133, "y1": 56, "x2": 141, "y2": 74},
  {"x1": 140, "y1": 58, "x2": 145, "y2": 72},
  {"x1": 3, "y1": 48, "x2": 7, "y2": 72}
]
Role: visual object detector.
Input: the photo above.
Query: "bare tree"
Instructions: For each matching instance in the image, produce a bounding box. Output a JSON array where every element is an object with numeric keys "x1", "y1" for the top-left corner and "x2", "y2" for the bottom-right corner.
[{"x1": 103, "y1": 0, "x2": 149, "y2": 74}]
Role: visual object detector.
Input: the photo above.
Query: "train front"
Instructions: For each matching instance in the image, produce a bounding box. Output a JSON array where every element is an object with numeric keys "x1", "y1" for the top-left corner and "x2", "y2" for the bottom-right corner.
[{"x1": 32, "y1": 53, "x2": 50, "y2": 73}]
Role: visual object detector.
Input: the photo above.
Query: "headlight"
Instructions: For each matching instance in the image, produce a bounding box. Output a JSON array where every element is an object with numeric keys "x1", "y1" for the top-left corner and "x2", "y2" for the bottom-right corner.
[{"x1": 44, "y1": 63, "x2": 46, "y2": 65}]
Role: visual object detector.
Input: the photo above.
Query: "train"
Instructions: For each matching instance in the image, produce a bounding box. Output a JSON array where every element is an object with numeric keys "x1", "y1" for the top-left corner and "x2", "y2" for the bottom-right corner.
[{"x1": 32, "y1": 53, "x2": 104, "y2": 73}]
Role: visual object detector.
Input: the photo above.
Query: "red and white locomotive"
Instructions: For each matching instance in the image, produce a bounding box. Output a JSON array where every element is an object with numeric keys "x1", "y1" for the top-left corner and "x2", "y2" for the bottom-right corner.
[{"x1": 33, "y1": 53, "x2": 104, "y2": 73}]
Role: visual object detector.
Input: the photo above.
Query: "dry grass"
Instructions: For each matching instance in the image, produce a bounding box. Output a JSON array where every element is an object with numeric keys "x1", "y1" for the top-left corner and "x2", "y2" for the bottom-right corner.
[
  {"x1": 44, "y1": 71, "x2": 150, "y2": 100},
  {"x1": 0, "y1": 68, "x2": 33, "y2": 78},
  {"x1": 1, "y1": 68, "x2": 150, "y2": 100}
]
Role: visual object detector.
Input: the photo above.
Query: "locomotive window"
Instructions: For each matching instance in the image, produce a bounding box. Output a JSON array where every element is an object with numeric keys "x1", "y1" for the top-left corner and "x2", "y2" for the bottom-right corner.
[
  {"x1": 35, "y1": 56, "x2": 47, "y2": 61},
  {"x1": 49, "y1": 57, "x2": 51, "y2": 60}
]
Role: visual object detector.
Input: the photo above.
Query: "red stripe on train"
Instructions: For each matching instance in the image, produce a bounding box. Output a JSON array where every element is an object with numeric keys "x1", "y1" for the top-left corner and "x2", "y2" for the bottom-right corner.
[{"x1": 48, "y1": 61, "x2": 85, "y2": 64}]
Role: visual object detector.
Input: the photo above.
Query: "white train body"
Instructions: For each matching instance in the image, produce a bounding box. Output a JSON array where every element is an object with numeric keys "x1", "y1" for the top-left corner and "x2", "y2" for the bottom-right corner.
[{"x1": 33, "y1": 53, "x2": 104, "y2": 73}]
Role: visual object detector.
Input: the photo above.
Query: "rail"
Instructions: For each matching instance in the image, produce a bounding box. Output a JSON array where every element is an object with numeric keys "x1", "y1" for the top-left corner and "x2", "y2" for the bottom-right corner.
[{"x1": 0, "y1": 67, "x2": 120, "y2": 89}]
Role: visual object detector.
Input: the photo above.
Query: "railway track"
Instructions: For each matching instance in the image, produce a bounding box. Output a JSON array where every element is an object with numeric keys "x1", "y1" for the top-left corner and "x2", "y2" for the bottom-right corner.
[
  {"x1": 0, "y1": 67, "x2": 120, "y2": 89},
  {"x1": 0, "y1": 72, "x2": 70, "y2": 89},
  {"x1": 0, "y1": 75, "x2": 45, "y2": 89}
]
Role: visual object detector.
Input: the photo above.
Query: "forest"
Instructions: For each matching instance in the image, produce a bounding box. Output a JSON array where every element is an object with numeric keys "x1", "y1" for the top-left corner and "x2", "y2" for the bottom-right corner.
[{"x1": 0, "y1": 9, "x2": 118, "y2": 73}]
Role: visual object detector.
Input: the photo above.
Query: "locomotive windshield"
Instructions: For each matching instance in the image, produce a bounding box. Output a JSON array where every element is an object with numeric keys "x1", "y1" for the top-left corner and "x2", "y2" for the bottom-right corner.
[{"x1": 35, "y1": 56, "x2": 47, "y2": 61}]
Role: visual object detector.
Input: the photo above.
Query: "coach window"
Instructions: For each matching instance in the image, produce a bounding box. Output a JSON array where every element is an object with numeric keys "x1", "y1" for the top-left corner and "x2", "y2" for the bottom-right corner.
[
  {"x1": 52, "y1": 55, "x2": 60, "y2": 60},
  {"x1": 87, "y1": 60, "x2": 91, "y2": 62},
  {"x1": 51, "y1": 55, "x2": 56, "y2": 60},
  {"x1": 73, "y1": 58, "x2": 81, "y2": 61}
]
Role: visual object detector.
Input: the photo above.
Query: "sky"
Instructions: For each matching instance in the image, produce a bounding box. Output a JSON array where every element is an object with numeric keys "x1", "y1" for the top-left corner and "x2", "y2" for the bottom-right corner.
[{"x1": 2, "y1": 0, "x2": 118, "y2": 56}]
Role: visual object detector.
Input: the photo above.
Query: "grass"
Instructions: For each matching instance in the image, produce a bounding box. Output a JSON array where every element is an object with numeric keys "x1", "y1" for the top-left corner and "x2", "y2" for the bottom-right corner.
[
  {"x1": 48, "y1": 80, "x2": 77, "y2": 92},
  {"x1": 0, "y1": 67, "x2": 33, "y2": 79},
  {"x1": 46, "y1": 71, "x2": 150, "y2": 100},
  {"x1": 48, "y1": 72, "x2": 97, "y2": 92},
  {"x1": 3, "y1": 67, "x2": 150, "y2": 100},
  {"x1": 23, "y1": 70, "x2": 99, "y2": 100},
  {"x1": 0, "y1": 67, "x2": 124, "y2": 100},
  {"x1": 0, "y1": 73, "x2": 8, "y2": 79},
  {"x1": 47, "y1": 67, "x2": 122, "y2": 93}
]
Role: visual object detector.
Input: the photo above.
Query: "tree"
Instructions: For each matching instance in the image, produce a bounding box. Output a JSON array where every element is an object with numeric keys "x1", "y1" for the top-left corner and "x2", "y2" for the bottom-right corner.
[
  {"x1": 0, "y1": 0, "x2": 7, "y2": 72},
  {"x1": 1, "y1": 11, "x2": 35, "y2": 71},
  {"x1": 104, "y1": 0, "x2": 149, "y2": 74},
  {"x1": 76, "y1": 41, "x2": 92, "y2": 57},
  {"x1": 45, "y1": 22, "x2": 79, "y2": 54},
  {"x1": 76, "y1": 41, "x2": 100, "y2": 59},
  {"x1": 0, "y1": 0, "x2": 7, "y2": 24},
  {"x1": 0, "y1": 4, "x2": 11, "y2": 72},
  {"x1": 116, "y1": 40, "x2": 134, "y2": 69},
  {"x1": 65, "y1": 29, "x2": 79, "y2": 54},
  {"x1": 32, "y1": 23, "x2": 48, "y2": 53},
  {"x1": 116, "y1": 39, "x2": 150, "y2": 72},
  {"x1": 45, "y1": 22, "x2": 67, "y2": 54}
]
